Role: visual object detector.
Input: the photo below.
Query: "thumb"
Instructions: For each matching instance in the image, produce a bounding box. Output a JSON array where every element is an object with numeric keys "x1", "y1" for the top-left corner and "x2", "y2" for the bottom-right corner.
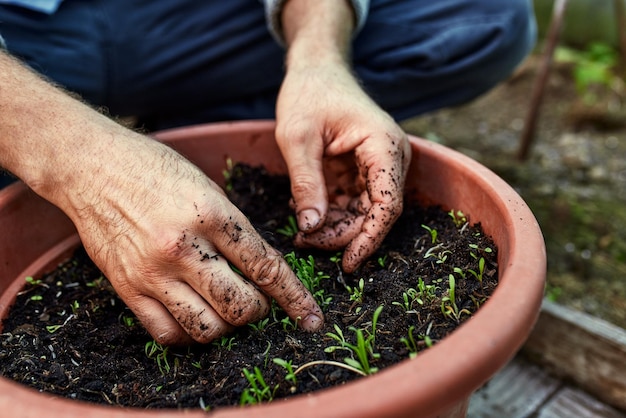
[{"x1": 276, "y1": 127, "x2": 328, "y2": 233}]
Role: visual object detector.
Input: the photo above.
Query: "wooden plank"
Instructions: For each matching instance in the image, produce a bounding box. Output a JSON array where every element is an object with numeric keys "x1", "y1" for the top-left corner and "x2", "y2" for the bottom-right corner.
[
  {"x1": 468, "y1": 357, "x2": 561, "y2": 418},
  {"x1": 537, "y1": 386, "x2": 626, "y2": 418},
  {"x1": 523, "y1": 299, "x2": 626, "y2": 411}
]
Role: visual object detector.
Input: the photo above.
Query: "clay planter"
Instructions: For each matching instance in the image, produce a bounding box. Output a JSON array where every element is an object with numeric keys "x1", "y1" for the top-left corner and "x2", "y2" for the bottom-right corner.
[{"x1": 0, "y1": 120, "x2": 546, "y2": 418}]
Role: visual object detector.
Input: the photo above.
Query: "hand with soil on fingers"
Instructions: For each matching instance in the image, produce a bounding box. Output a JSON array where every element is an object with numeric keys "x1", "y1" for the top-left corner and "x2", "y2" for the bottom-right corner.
[
  {"x1": 276, "y1": 0, "x2": 412, "y2": 273},
  {"x1": 0, "y1": 51, "x2": 324, "y2": 345}
]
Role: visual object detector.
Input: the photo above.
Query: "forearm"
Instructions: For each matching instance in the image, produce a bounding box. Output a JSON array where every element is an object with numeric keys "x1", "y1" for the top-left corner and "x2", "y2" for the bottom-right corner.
[
  {"x1": 0, "y1": 52, "x2": 145, "y2": 210},
  {"x1": 281, "y1": 0, "x2": 355, "y2": 70}
]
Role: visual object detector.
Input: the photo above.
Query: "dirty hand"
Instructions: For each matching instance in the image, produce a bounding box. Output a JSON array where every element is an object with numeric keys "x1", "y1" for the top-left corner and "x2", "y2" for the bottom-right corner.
[
  {"x1": 275, "y1": 62, "x2": 412, "y2": 273},
  {"x1": 57, "y1": 133, "x2": 323, "y2": 345},
  {"x1": 0, "y1": 51, "x2": 323, "y2": 345}
]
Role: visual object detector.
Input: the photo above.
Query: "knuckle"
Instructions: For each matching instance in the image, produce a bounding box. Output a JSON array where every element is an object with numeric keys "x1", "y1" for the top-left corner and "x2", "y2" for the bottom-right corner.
[
  {"x1": 223, "y1": 295, "x2": 270, "y2": 327},
  {"x1": 246, "y1": 252, "x2": 286, "y2": 288}
]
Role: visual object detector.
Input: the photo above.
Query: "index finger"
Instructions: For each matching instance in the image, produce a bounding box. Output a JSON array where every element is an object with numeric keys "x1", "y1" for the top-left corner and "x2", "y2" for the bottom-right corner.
[
  {"x1": 210, "y1": 208, "x2": 324, "y2": 331},
  {"x1": 342, "y1": 134, "x2": 411, "y2": 272}
]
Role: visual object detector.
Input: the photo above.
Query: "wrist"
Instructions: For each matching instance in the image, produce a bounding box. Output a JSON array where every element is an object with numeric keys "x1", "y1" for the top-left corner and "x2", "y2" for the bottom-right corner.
[{"x1": 282, "y1": 0, "x2": 354, "y2": 70}]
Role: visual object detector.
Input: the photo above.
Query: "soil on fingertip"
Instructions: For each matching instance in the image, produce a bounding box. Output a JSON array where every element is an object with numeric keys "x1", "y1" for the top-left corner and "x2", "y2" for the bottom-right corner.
[{"x1": 0, "y1": 163, "x2": 498, "y2": 411}]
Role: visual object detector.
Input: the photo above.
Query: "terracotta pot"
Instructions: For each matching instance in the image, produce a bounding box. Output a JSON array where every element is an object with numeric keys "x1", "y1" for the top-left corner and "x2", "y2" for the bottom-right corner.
[{"x1": 0, "y1": 120, "x2": 546, "y2": 418}]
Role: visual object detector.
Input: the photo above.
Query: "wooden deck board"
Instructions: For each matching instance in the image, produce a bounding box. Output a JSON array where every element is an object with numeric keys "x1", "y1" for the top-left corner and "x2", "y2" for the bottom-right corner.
[
  {"x1": 468, "y1": 357, "x2": 561, "y2": 418},
  {"x1": 468, "y1": 356, "x2": 626, "y2": 417},
  {"x1": 537, "y1": 387, "x2": 626, "y2": 418}
]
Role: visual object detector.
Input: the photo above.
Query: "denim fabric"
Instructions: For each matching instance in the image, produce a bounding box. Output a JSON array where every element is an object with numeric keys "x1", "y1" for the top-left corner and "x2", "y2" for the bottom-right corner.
[
  {"x1": 0, "y1": 0, "x2": 536, "y2": 129},
  {"x1": 0, "y1": 0, "x2": 62, "y2": 14}
]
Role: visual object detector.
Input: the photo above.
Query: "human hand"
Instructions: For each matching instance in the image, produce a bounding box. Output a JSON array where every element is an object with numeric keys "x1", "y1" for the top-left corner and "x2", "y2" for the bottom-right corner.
[
  {"x1": 275, "y1": 61, "x2": 412, "y2": 273},
  {"x1": 57, "y1": 133, "x2": 324, "y2": 345}
]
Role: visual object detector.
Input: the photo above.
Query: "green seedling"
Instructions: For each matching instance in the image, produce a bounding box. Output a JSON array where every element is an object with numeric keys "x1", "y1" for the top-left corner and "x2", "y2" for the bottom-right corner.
[
  {"x1": 400, "y1": 325, "x2": 418, "y2": 359},
  {"x1": 30, "y1": 295, "x2": 43, "y2": 302},
  {"x1": 468, "y1": 243, "x2": 493, "y2": 260},
  {"x1": 85, "y1": 276, "x2": 105, "y2": 288},
  {"x1": 393, "y1": 278, "x2": 438, "y2": 313},
  {"x1": 121, "y1": 315, "x2": 136, "y2": 327},
  {"x1": 248, "y1": 317, "x2": 271, "y2": 332},
  {"x1": 424, "y1": 244, "x2": 451, "y2": 265},
  {"x1": 448, "y1": 209, "x2": 467, "y2": 228},
  {"x1": 280, "y1": 316, "x2": 300, "y2": 332},
  {"x1": 70, "y1": 300, "x2": 79, "y2": 315},
  {"x1": 377, "y1": 255, "x2": 388, "y2": 268},
  {"x1": 276, "y1": 215, "x2": 298, "y2": 238},
  {"x1": 284, "y1": 252, "x2": 332, "y2": 309},
  {"x1": 199, "y1": 398, "x2": 211, "y2": 412},
  {"x1": 441, "y1": 275, "x2": 471, "y2": 323},
  {"x1": 24, "y1": 276, "x2": 42, "y2": 286},
  {"x1": 46, "y1": 324, "x2": 63, "y2": 334},
  {"x1": 222, "y1": 158, "x2": 235, "y2": 191},
  {"x1": 346, "y1": 278, "x2": 365, "y2": 305},
  {"x1": 421, "y1": 224, "x2": 438, "y2": 244},
  {"x1": 239, "y1": 366, "x2": 278, "y2": 405},
  {"x1": 212, "y1": 336, "x2": 237, "y2": 350},
  {"x1": 324, "y1": 305, "x2": 383, "y2": 375},
  {"x1": 467, "y1": 257, "x2": 486, "y2": 285},
  {"x1": 145, "y1": 340, "x2": 171, "y2": 375},
  {"x1": 273, "y1": 358, "x2": 297, "y2": 389},
  {"x1": 393, "y1": 287, "x2": 420, "y2": 312}
]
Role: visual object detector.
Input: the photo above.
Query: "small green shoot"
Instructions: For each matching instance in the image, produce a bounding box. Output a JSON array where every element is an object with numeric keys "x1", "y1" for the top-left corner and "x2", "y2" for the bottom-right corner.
[
  {"x1": 212, "y1": 336, "x2": 237, "y2": 350},
  {"x1": 24, "y1": 276, "x2": 42, "y2": 286},
  {"x1": 400, "y1": 325, "x2": 418, "y2": 359},
  {"x1": 145, "y1": 340, "x2": 171, "y2": 375},
  {"x1": 222, "y1": 158, "x2": 235, "y2": 191},
  {"x1": 273, "y1": 358, "x2": 297, "y2": 390},
  {"x1": 276, "y1": 215, "x2": 299, "y2": 238},
  {"x1": 280, "y1": 316, "x2": 300, "y2": 332},
  {"x1": 46, "y1": 324, "x2": 63, "y2": 334},
  {"x1": 239, "y1": 366, "x2": 278, "y2": 405},
  {"x1": 467, "y1": 257, "x2": 486, "y2": 285},
  {"x1": 448, "y1": 209, "x2": 467, "y2": 228},
  {"x1": 324, "y1": 305, "x2": 384, "y2": 375},
  {"x1": 421, "y1": 224, "x2": 438, "y2": 244},
  {"x1": 346, "y1": 278, "x2": 365, "y2": 305},
  {"x1": 441, "y1": 275, "x2": 471, "y2": 323},
  {"x1": 284, "y1": 252, "x2": 332, "y2": 309},
  {"x1": 248, "y1": 317, "x2": 271, "y2": 332},
  {"x1": 377, "y1": 255, "x2": 388, "y2": 268}
]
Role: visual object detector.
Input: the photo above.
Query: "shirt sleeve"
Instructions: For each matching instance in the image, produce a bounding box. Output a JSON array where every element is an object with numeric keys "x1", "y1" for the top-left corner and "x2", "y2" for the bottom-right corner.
[{"x1": 261, "y1": 0, "x2": 370, "y2": 47}]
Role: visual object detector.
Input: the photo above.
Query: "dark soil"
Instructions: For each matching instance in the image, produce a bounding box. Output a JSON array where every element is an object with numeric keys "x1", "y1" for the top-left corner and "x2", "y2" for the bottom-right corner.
[{"x1": 0, "y1": 164, "x2": 498, "y2": 411}]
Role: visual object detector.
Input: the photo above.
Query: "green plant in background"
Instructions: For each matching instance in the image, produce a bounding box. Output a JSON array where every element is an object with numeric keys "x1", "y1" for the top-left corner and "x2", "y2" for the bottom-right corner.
[
  {"x1": 239, "y1": 366, "x2": 278, "y2": 405},
  {"x1": 555, "y1": 42, "x2": 622, "y2": 103},
  {"x1": 324, "y1": 305, "x2": 384, "y2": 375}
]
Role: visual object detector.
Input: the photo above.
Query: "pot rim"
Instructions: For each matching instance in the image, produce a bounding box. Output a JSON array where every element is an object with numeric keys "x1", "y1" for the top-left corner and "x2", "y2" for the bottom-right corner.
[{"x1": 0, "y1": 120, "x2": 546, "y2": 418}]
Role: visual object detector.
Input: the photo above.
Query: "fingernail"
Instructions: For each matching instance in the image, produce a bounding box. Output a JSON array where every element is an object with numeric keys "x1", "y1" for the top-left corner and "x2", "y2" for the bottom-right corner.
[
  {"x1": 298, "y1": 209, "x2": 321, "y2": 231},
  {"x1": 301, "y1": 314, "x2": 324, "y2": 331}
]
